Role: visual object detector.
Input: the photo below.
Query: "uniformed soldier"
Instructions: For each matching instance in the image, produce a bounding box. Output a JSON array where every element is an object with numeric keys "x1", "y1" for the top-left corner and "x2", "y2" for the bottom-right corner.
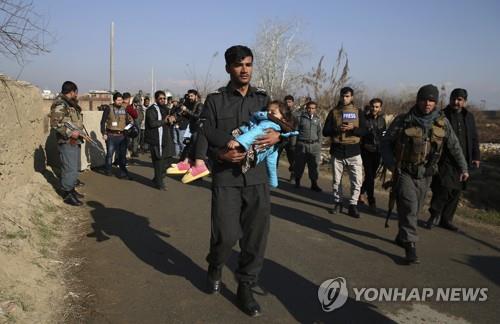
[
  {"x1": 381, "y1": 84, "x2": 469, "y2": 264},
  {"x1": 294, "y1": 101, "x2": 323, "y2": 192},
  {"x1": 425, "y1": 88, "x2": 480, "y2": 232},
  {"x1": 197, "y1": 45, "x2": 280, "y2": 317},
  {"x1": 49, "y1": 81, "x2": 85, "y2": 206},
  {"x1": 323, "y1": 87, "x2": 367, "y2": 217}
]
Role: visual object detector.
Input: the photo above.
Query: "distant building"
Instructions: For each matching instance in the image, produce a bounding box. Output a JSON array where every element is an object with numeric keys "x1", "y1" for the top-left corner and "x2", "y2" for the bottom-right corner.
[
  {"x1": 481, "y1": 110, "x2": 500, "y2": 120},
  {"x1": 41, "y1": 89, "x2": 56, "y2": 99},
  {"x1": 79, "y1": 90, "x2": 112, "y2": 111}
]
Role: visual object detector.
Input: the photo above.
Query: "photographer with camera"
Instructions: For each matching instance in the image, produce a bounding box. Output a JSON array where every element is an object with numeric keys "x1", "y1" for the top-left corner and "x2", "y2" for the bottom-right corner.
[
  {"x1": 169, "y1": 89, "x2": 203, "y2": 165},
  {"x1": 169, "y1": 95, "x2": 190, "y2": 157}
]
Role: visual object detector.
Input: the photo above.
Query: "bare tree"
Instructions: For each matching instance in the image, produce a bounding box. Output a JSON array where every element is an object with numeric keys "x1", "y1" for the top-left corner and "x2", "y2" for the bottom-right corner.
[
  {"x1": 302, "y1": 46, "x2": 349, "y2": 120},
  {"x1": 185, "y1": 51, "x2": 219, "y2": 99},
  {"x1": 439, "y1": 84, "x2": 447, "y2": 109},
  {"x1": 0, "y1": 0, "x2": 53, "y2": 63},
  {"x1": 253, "y1": 19, "x2": 308, "y2": 99},
  {"x1": 373, "y1": 88, "x2": 416, "y2": 115}
]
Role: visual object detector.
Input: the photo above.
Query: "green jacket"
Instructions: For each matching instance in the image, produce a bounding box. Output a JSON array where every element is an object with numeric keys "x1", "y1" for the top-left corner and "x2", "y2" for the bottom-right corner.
[{"x1": 50, "y1": 95, "x2": 83, "y2": 144}]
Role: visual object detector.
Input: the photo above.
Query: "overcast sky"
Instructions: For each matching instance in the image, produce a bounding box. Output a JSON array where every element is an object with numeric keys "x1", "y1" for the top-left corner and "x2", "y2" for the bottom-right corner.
[{"x1": 1, "y1": 0, "x2": 499, "y2": 109}]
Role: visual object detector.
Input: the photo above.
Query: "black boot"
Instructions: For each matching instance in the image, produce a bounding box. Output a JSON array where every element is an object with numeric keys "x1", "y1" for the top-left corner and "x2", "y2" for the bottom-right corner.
[
  {"x1": 394, "y1": 235, "x2": 405, "y2": 248},
  {"x1": 118, "y1": 172, "x2": 133, "y2": 180},
  {"x1": 206, "y1": 265, "x2": 222, "y2": 294},
  {"x1": 424, "y1": 215, "x2": 438, "y2": 230},
  {"x1": 71, "y1": 188, "x2": 84, "y2": 199},
  {"x1": 404, "y1": 242, "x2": 420, "y2": 264},
  {"x1": 237, "y1": 282, "x2": 262, "y2": 317},
  {"x1": 295, "y1": 178, "x2": 301, "y2": 188},
  {"x1": 348, "y1": 204, "x2": 360, "y2": 218},
  {"x1": 368, "y1": 197, "x2": 376, "y2": 210},
  {"x1": 310, "y1": 181, "x2": 322, "y2": 192},
  {"x1": 63, "y1": 191, "x2": 83, "y2": 206},
  {"x1": 328, "y1": 202, "x2": 342, "y2": 214},
  {"x1": 440, "y1": 222, "x2": 458, "y2": 232}
]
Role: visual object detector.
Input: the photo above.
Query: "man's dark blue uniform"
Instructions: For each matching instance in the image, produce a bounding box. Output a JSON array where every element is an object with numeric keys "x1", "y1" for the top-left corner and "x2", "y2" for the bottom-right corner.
[{"x1": 196, "y1": 45, "x2": 277, "y2": 317}]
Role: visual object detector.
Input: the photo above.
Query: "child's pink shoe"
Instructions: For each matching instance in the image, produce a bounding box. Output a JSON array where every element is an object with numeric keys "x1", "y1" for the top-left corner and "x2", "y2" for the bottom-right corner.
[
  {"x1": 166, "y1": 160, "x2": 191, "y2": 174},
  {"x1": 181, "y1": 164, "x2": 210, "y2": 183}
]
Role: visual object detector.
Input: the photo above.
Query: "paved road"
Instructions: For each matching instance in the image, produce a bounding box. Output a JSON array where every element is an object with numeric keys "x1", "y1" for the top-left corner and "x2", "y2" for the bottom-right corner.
[{"x1": 73, "y1": 155, "x2": 499, "y2": 323}]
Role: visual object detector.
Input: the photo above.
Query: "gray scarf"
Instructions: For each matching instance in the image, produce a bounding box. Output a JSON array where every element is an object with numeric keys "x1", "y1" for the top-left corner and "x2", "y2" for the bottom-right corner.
[{"x1": 408, "y1": 106, "x2": 441, "y2": 132}]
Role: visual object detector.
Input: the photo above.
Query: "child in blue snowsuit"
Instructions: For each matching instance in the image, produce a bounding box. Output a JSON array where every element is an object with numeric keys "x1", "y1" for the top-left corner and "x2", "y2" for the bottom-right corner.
[
  {"x1": 226, "y1": 109, "x2": 298, "y2": 187},
  {"x1": 179, "y1": 101, "x2": 297, "y2": 187}
]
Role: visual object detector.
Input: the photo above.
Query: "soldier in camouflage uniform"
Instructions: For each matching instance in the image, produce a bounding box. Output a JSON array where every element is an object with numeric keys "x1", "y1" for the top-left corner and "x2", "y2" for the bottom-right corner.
[
  {"x1": 50, "y1": 81, "x2": 84, "y2": 206},
  {"x1": 381, "y1": 84, "x2": 469, "y2": 264}
]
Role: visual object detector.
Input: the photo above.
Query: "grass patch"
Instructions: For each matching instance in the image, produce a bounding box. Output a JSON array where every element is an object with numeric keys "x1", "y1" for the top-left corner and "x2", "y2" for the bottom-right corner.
[
  {"x1": 4, "y1": 230, "x2": 28, "y2": 240},
  {"x1": 0, "y1": 290, "x2": 32, "y2": 321},
  {"x1": 42, "y1": 203, "x2": 58, "y2": 214},
  {"x1": 30, "y1": 209, "x2": 60, "y2": 258},
  {"x1": 462, "y1": 210, "x2": 500, "y2": 226}
]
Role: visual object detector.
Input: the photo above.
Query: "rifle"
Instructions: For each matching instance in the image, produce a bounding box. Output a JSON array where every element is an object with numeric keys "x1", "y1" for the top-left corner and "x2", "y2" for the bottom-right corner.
[
  {"x1": 383, "y1": 168, "x2": 400, "y2": 228},
  {"x1": 383, "y1": 139, "x2": 405, "y2": 228},
  {"x1": 64, "y1": 121, "x2": 105, "y2": 153}
]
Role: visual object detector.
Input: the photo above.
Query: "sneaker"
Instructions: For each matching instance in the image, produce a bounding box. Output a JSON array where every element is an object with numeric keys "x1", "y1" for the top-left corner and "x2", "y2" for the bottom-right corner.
[
  {"x1": 328, "y1": 202, "x2": 342, "y2": 214},
  {"x1": 167, "y1": 161, "x2": 191, "y2": 174},
  {"x1": 181, "y1": 165, "x2": 210, "y2": 183},
  {"x1": 348, "y1": 204, "x2": 360, "y2": 218}
]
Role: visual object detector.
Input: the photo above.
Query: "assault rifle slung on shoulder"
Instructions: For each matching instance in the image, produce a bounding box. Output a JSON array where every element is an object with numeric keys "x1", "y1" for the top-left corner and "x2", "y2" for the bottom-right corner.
[{"x1": 64, "y1": 121, "x2": 105, "y2": 153}]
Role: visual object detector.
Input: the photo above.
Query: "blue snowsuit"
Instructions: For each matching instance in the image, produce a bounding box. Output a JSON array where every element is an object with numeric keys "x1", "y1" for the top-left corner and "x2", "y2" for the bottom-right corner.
[{"x1": 235, "y1": 111, "x2": 298, "y2": 187}]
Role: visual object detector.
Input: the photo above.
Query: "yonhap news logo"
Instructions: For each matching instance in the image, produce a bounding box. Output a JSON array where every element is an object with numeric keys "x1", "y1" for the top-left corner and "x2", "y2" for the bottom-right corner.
[
  {"x1": 317, "y1": 277, "x2": 349, "y2": 312},
  {"x1": 318, "y1": 278, "x2": 488, "y2": 311}
]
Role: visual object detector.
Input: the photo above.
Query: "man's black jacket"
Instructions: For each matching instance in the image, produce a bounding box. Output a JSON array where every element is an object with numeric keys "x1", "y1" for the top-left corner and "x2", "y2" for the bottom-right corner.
[
  {"x1": 200, "y1": 83, "x2": 269, "y2": 187},
  {"x1": 434, "y1": 105, "x2": 480, "y2": 188},
  {"x1": 145, "y1": 104, "x2": 175, "y2": 156}
]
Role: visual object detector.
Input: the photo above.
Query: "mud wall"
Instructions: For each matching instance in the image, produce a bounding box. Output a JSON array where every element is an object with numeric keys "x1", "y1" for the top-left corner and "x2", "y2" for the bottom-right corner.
[{"x1": 0, "y1": 75, "x2": 48, "y2": 200}]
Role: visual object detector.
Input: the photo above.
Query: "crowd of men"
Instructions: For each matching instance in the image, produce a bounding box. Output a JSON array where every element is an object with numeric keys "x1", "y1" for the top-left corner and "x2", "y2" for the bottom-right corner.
[{"x1": 49, "y1": 45, "x2": 480, "y2": 317}]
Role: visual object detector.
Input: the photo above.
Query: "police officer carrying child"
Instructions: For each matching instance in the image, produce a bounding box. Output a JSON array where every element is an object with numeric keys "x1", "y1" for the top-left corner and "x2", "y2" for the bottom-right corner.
[
  {"x1": 199, "y1": 45, "x2": 281, "y2": 317},
  {"x1": 381, "y1": 84, "x2": 469, "y2": 264}
]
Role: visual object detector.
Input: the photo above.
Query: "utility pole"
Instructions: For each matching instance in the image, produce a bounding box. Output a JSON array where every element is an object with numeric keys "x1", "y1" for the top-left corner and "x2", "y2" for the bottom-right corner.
[
  {"x1": 151, "y1": 67, "x2": 154, "y2": 97},
  {"x1": 110, "y1": 22, "x2": 115, "y2": 93}
]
